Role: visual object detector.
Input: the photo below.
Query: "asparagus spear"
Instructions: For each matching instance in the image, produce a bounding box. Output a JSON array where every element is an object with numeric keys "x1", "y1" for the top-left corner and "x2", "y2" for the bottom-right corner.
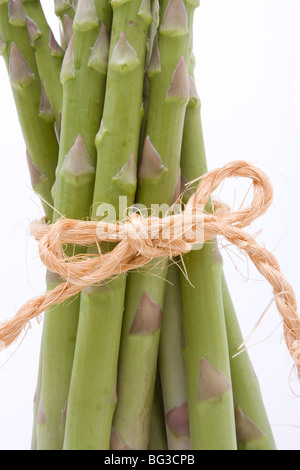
[
  {"x1": 179, "y1": 59, "x2": 237, "y2": 450},
  {"x1": 159, "y1": 263, "x2": 190, "y2": 450},
  {"x1": 23, "y1": 0, "x2": 63, "y2": 125},
  {"x1": 111, "y1": 0, "x2": 196, "y2": 450},
  {"x1": 221, "y1": 274, "x2": 276, "y2": 450},
  {"x1": 179, "y1": 51, "x2": 275, "y2": 448},
  {"x1": 0, "y1": 0, "x2": 59, "y2": 221},
  {"x1": 63, "y1": 0, "x2": 152, "y2": 450},
  {"x1": 148, "y1": 373, "x2": 168, "y2": 450},
  {"x1": 35, "y1": 0, "x2": 112, "y2": 450}
]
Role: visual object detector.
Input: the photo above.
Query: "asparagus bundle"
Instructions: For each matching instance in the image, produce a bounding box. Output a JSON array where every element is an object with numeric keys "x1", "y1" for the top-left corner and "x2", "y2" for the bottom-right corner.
[{"x1": 2, "y1": 0, "x2": 294, "y2": 450}]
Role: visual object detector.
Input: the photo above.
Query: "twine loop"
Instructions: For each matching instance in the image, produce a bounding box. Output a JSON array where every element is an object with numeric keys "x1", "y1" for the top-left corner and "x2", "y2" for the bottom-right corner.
[{"x1": 0, "y1": 160, "x2": 299, "y2": 377}]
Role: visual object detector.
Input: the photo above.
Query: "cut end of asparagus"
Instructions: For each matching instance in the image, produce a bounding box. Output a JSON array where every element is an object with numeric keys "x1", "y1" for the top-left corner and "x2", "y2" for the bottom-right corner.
[
  {"x1": 110, "y1": 427, "x2": 132, "y2": 450},
  {"x1": 165, "y1": 403, "x2": 190, "y2": 438},
  {"x1": 235, "y1": 406, "x2": 265, "y2": 448},
  {"x1": 60, "y1": 35, "x2": 75, "y2": 83},
  {"x1": 9, "y1": 42, "x2": 36, "y2": 89},
  {"x1": 8, "y1": 0, "x2": 27, "y2": 27},
  {"x1": 138, "y1": 0, "x2": 153, "y2": 25},
  {"x1": 88, "y1": 22, "x2": 110, "y2": 74},
  {"x1": 139, "y1": 136, "x2": 167, "y2": 182},
  {"x1": 112, "y1": 152, "x2": 137, "y2": 195},
  {"x1": 39, "y1": 83, "x2": 55, "y2": 123},
  {"x1": 0, "y1": 30, "x2": 6, "y2": 55},
  {"x1": 129, "y1": 293, "x2": 163, "y2": 336},
  {"x1": 198, "y1": 358, "x2": 231, "y2": 402},
  {"x1": 109, "y1": 31, "x2": 140, "y2": 74},
  {"x1": 49, "y1": 29, "x2": 64, "y2": 58},
  {"x1": 166, "y1": 56, "x2": 189, "y2": 104},
  {"x1": 54, "y1": 0, "x2": 72, "y2": 16},
  {"x1": 26, "y1": 16, "x2": 42, "y2": 45},
  {"x1": 160, "y1": 0, "x2": 188, "y2": 38},
  {"x1": 73, "y1": 0, "x2": 99, "y2": 32},
  {"x1": 147, "y1": 32, "x2": 161, "y2": 78},
  {"x1": 60, "y1": 135, "x2": 95, "y2": 183}
]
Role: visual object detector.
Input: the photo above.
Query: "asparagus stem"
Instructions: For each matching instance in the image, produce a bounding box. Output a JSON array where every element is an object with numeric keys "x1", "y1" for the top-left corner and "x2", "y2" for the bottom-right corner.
[
  {"x1": 0, "y1": 0, "x2": 59, "y2": 221},
  {"x1": 179, "y1": 57, "x2": 237, "y2": 450},
  {"x1": 221, "y1": 273, "x2": 276, "y2": 450},
  {"x1": 159, "y1": 263, "x2": 190, "y2": 450},
  {"x1": 63, "y1": 0, "x2": 152, "y2": 450},
  {"x1": 148, "y1": 372, "x2": 168, "y2": 450},
  {"x1": 35, "y1": 0, "x2": 112, "y2": 450},
  {"x1": 111, "y1": 0, "x2": 197, "y2": 450},
  {"x1": 23, "y1": 0, "x2": 63, "y2": 125}
]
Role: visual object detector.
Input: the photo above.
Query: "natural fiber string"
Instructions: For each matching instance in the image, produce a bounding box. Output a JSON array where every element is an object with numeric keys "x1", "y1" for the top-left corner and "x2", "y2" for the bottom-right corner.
[{"x1": 0, "y1": 160, "x2": 299, "y2": 376}]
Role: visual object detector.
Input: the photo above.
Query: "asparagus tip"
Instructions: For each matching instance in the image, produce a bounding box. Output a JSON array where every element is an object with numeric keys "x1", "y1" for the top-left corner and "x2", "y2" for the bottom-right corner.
[
  {"x1": 129, "y1": 293, "x2": 163, "y2": 335},
  {"x1": 8, "y1": 0, "x2": 26, "y2": 28},
  {"x1": 198, "y1": 358, "x2": 231, "y2": 402},
  {"x1": 160, "y1": 0, "x2": 188, "y2": 38},
  {"x1": 9, "y1": 42, "x2": 36, "y2": 89},
  {"x1": 139, "y1": 136, "x2": 167, "y2": 182},
  {"x1": 73, "y1": 0, "x2": 99, "y2": 32},
  {"x1": 109, "y1": 31, "x2": 140, "y2": 74}
]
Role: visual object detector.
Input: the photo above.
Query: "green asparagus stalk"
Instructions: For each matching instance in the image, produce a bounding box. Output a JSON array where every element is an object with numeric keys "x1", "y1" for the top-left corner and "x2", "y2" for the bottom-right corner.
[
  {"x1": 63, "y1": 0, "x2": 152, "y2": 450},
  {"x1": 35, "y1": 0, "x2": 112, "y2": 450},
  {"x1": 0, "y1": 0, "x2": 59, "y2": 221},
  {"x1": 23, "y1": 0, "x2": 63, "y2": 125},
  {"x1": 221, "y1": 273, "x2": 276, "y2": 450},
  {"x1": 180, "y1": 49, "x2": 275, "y2": 449},
  {"x1": 111, "y1": 0, "x2": 197, "y2": 450},
  {"x1": 179, "y1": 62, "x2": 237, "y2": 450},
  {"x1": 159, "y1": 263, "x2": 190, "y2": 450},
  {"x1": 148, "y1": 373, "x2": 168, "y2": 450}
]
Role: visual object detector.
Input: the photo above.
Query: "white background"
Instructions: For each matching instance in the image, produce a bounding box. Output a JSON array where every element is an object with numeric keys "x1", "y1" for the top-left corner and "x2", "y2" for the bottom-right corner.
[{"x1": 0, "y1": 0, "x2": 300, "y2": 450}]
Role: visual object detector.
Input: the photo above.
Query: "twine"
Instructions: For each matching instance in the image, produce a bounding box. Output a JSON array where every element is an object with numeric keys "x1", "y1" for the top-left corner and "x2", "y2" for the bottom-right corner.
[{"x1": 0, "y1": 160, "x2": 299, "y2": 377}]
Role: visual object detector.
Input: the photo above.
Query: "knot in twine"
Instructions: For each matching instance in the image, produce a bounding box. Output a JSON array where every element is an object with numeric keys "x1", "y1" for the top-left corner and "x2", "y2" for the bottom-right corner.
[{"x1": 0, "y1": 160, "x2": 299, "y2": 377}]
